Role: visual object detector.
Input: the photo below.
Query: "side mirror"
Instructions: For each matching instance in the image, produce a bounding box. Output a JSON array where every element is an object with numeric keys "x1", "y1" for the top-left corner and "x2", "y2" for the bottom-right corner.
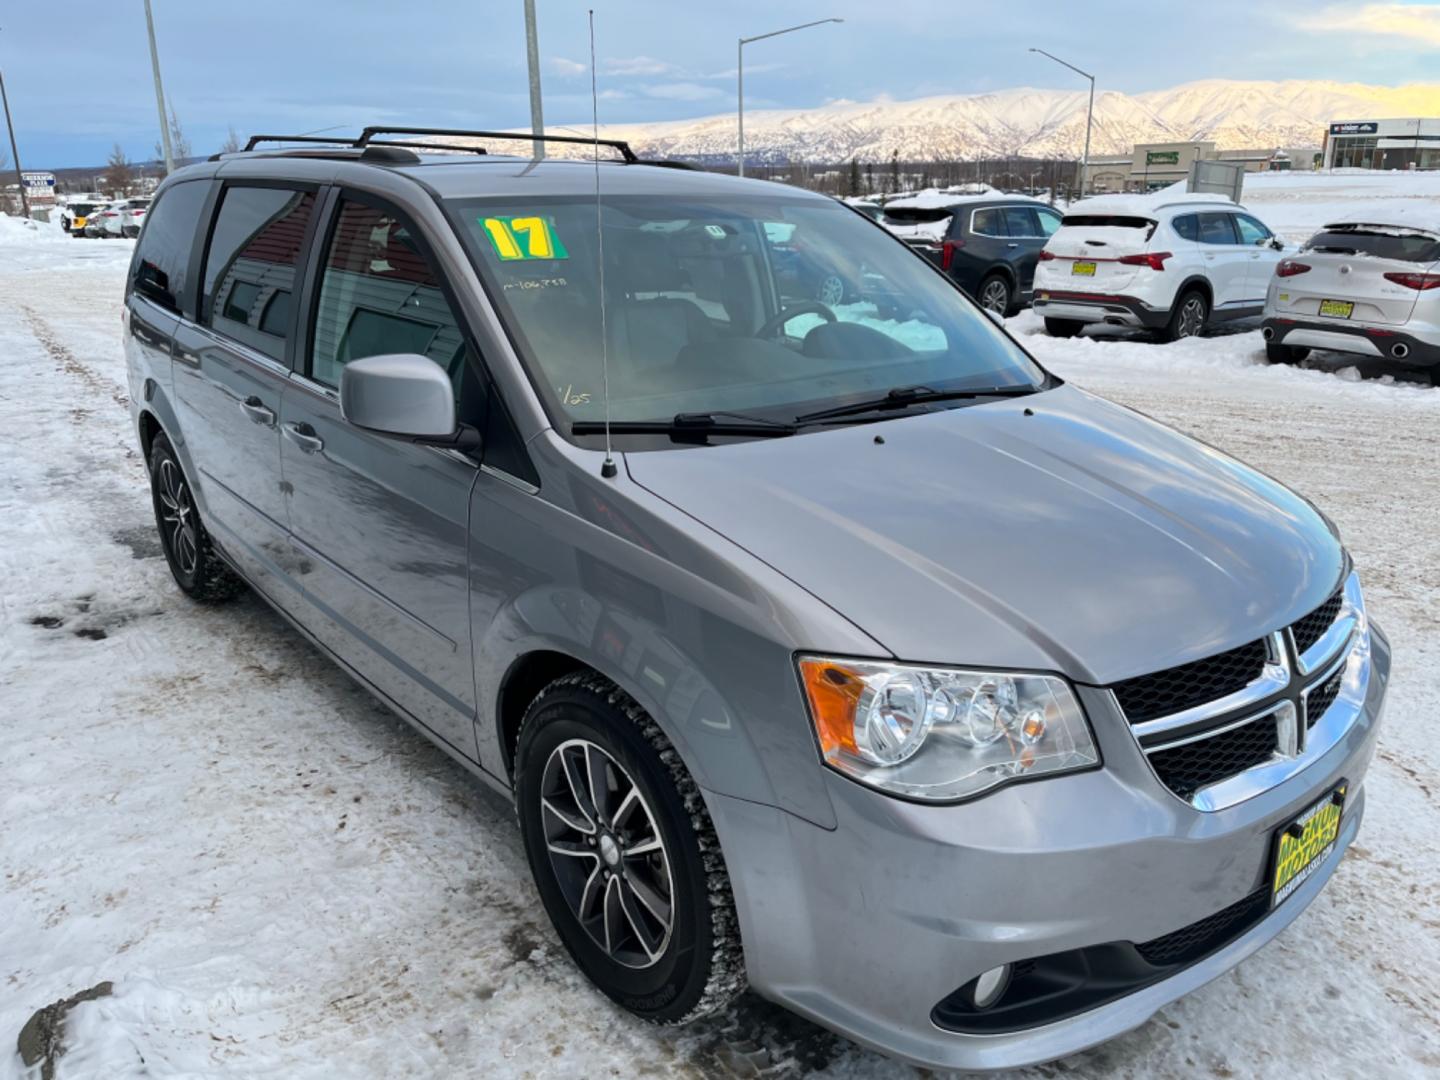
[
  {"x1": 1270, "y1": 237, "x2": 1284, "y2": 250},
  {"x1": 340, "y1": 353, "x2": 479, "y2": 451}
]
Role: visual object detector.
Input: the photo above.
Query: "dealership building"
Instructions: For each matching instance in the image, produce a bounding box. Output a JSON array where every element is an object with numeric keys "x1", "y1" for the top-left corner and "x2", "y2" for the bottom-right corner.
[
  {"x1": 1322, "y1": 119, "x2": 1440, "y2": 170},
  {"x1": 1088, "y1": 141, "x2": 1319, "y2": 194}
]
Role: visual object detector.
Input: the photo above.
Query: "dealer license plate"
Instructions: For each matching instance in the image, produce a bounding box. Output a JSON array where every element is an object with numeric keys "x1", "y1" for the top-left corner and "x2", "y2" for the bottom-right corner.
[
  {"x1": 1270, "y1": 782, "x2": 1346, "y2": 908},
  {"x1": 1072, "y1": 261, "x2": 1097, "y2": 277},
  {"x1": 1318, "y1": 299, "x2": 1354, "y2": 319}
]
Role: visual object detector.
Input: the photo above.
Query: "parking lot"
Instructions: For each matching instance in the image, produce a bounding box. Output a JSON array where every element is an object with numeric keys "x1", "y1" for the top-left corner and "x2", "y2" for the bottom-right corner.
[{"x1": 1, "y1": 200, "x2": 1438, "y2": 1078}]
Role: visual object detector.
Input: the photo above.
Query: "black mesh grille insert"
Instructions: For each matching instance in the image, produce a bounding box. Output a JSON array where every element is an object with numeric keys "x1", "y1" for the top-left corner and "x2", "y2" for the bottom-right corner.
[
  {"x1": 1306, "y1": 668, "x2": 1344, "y2": 729},
  {"x1": 1148, "y1": 716, "x2": 1278, "y2": 799},
  {"x1": 1292, "y1": 589, "x2": 1343, "y2": 655},
  {"x1": 1111, "y1": 639, "x2": 1268, "y2": 723},
  {"x1": 1135, "y1": 887, "x2": 1271, "y2": 967}
]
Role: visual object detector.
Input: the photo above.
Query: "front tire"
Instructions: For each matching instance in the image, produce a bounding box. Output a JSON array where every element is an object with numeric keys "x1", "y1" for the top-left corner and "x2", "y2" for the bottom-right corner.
[
  {"x1": 148, "y1": 434, "x2": 245, "y2": 603},
  {"x1": 515, "y1": 672, "x2": 745, "y2": 1024},
  {"x1": 1266, "y1": 341, "x2": 1310, "y2": 365},
  {"x1": 1161, "y1": 289, "x2": 1209, "y2": 342}
]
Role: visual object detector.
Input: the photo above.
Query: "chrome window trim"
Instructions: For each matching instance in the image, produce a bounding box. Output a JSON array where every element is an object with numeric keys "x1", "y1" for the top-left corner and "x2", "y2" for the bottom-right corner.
[
  {"x1": 1128, "y1": 632, "x2": 1289, "y2": 740},
  {"x1": 480, "y1": 463, "x2": 540, "y2": 494}
]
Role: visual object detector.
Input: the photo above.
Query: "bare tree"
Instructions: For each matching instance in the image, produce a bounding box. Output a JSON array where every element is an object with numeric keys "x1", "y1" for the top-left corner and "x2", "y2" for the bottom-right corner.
[
  {"x1": 103, "y1": 144, "x2": 135, "y2": 197},
  {"x1": 154, "y1": 107, "x2": 193, "y2": 165},
  {"x1": 219, "y1": 126, "x2": 243, "y2": 155}
]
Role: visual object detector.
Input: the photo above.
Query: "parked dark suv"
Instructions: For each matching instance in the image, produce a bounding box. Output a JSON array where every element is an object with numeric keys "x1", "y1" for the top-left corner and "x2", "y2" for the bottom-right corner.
[{"x1": 884, "y1": 196, "x2": 1062, "y2": 315}]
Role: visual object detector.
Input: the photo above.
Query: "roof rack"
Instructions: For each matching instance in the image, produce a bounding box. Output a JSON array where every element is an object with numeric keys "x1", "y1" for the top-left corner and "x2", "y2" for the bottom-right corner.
[
  {"x1": 356, "y1": 126, "x2": 638, "y2": 163},
  {"x1": 226, "y1": 127, "x2": 643, "y2": 166}
]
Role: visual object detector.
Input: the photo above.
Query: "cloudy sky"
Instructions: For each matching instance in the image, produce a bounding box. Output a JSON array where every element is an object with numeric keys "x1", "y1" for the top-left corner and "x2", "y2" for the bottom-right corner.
[{"x1": 4, "y1": 0, "x2": 1439, "y2": 168}]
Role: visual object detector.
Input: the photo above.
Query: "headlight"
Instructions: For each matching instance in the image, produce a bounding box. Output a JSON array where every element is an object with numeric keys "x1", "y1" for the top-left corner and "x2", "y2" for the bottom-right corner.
[{"x1": 798, "y1": 657, "x2": 1099, "y2": 801}]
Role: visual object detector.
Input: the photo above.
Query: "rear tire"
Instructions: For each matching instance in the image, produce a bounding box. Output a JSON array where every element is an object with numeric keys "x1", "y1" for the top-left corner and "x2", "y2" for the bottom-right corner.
[
  {"x1": 1161, "y1": 289, "x2": 1208, "y2": 343},
  {"x1": 148, "y1": 434, "x2": 246, "y2": 603},
  {"x1": 515, "y1": 672, "x2": 746, "y2": 1025},
  {"x1": 1044, "y1": 318, "x2": 1083, "y2": 338},
  {"x1": 1265, "y1": 341, "x2": 1310, "y2": 365},
  {"x1": 978, "y1": 274, "x2": 1012, "y2": 316}
]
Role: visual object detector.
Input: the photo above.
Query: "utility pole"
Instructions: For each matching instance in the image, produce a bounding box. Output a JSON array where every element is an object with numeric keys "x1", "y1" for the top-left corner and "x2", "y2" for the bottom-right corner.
[
  {"x1": 0, "y1": 66, "x2": 28, "y2": 217},
  {"x1": 523, "y1": 0, "x2": 544, "y2": 159},
  {"x1": 143, "y1": 0, "x2": 173, "y2": 174}
]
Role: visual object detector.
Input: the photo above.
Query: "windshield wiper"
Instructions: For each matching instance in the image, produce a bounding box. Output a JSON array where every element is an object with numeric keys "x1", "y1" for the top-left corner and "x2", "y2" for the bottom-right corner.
[
  {"x1": 794, "y1": 382, "x2": 1041, "y2": 424},
  {"x1": 572, "y1": 412, "x2": 798, "y2": 441}
]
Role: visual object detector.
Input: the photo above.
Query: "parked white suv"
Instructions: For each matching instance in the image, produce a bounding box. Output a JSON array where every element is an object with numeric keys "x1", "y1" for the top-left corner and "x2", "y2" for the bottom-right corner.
[
  {"x1": 1261, "y1": 214, "x2": 1440, "y2": 386},
  {"x1": 1034, "y1": 195, "x2": 1286, "y2": 341}
]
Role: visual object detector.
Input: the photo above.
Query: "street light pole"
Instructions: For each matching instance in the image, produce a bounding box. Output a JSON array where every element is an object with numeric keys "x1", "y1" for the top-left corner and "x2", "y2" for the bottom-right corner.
[
  {"x1": 523, "y1": 0, "x2": 545, "y2": 159},
  {"x1": 143, "y1": 0, "x2": 174, "y2": 174},
  {"x1": 0, "y1": 66, "x2": 28, "y2": 217},
  {"x1": 737, "y1": 17, "x2": 842, "y2": 178},
  {"x1": 1029, "y1": 47, "x2": 1094, "y2": 197}
]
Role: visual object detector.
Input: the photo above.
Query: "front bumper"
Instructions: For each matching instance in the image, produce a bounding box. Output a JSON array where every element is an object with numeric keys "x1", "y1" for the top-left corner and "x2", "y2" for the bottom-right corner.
[
  {"x1": 706, "y1": 622, "x2": 1390, "y2": 1071},
  {"x1": 1033, "y1": 290, "x2": 1171, "y2": 330},
  {"x1": 1263, "y1": 316, "x2": 1440, "y2": 368}
]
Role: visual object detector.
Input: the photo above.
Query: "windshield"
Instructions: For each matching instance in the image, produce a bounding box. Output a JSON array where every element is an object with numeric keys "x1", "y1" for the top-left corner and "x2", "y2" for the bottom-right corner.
[{"x1": 449, "y1": 194, "x2": 1045, "y2": 439}]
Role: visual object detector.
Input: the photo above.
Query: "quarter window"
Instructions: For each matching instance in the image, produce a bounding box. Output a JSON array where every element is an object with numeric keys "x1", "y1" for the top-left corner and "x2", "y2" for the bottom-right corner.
[
  {"x1": 971, "y1": 208, "x2": 1005, "y2": 236},
  {"x1": 1036, "y1": 210, "x2": 1061, "y2": 237},
  {"x1": 310, "y1": 199, "x2": 476, "y2": 410},
  {"x1": 202, "y1": 186, "x2": 315, "y2": 361},
  {"x1": 1171, "y1": 215, "x2": 1199, "y2": 242},
  {"x1": 129, "y1": 180, "x2": 209, "y2": 315}
]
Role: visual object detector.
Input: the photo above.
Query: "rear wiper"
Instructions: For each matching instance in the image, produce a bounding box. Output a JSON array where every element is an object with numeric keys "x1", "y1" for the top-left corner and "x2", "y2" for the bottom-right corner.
[
  {"x1": 794, "y1": 382, "x2": 1040, "y2": 424},
  {"x1": 572, "y1": 412, "x2": 798, "y2": 441}
]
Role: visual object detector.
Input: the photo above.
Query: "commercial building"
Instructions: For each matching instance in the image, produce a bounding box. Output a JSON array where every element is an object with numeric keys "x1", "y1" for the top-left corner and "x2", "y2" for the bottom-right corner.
[
  {"x1": 1322, "y1": 119, "x2": 1440, "y2": 170},
  {"x1": 1086, "y1": 141, "x2": 1318, "y2": 194}
]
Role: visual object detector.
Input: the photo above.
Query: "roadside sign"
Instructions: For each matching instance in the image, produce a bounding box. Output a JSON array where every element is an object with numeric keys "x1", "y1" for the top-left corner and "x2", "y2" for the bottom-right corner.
[{"x1": 21, "y1": 171, "x2": 56, "y2": 206}]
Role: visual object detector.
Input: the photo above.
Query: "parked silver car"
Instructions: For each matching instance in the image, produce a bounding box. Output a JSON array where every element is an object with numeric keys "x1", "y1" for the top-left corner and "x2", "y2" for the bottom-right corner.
[
  {"x1": 1262, "y1": 214, "x2": 1440, "y2": 385},
  {"x1": 123, "y1": 129, "x2": 1389, "y2": 1072}
]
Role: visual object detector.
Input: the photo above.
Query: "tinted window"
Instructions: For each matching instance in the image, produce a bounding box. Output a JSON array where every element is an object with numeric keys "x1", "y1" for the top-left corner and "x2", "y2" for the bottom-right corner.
[
  {"x1": 1197, "y1": 213, "x2": 1238, "y2": 245},
  {"x1": 972, "y1": 208, "x2": 1005, "y2": 236},
  {"x1": 1003, "y1": 207, "x2": 1037, "y2": 238},
  {"x1": 1307, "y1": 226, "x2": 1440, "y2": 264},
  {"x1": 1061, "y1": 214, "x2": 1153, "y2": 230},
  {"x1": 1172, "y1": 214, "x2": 1199, "y2": 242},
  {"x1": 1036, "y1": 209, "x2": 1061, "y2": 236},
  {"x1": 202, "y1": 186, "x2": 315, "y2": 361},
  {"x1": 129, "y1": 180, "x2": 209, "y2": 315},
  {"x1": 311, "y1": 199, "x2": 478, "y2": 413},
  {"x1": 1235, "y1": 215, "x2": 1270, "y2": 245}
]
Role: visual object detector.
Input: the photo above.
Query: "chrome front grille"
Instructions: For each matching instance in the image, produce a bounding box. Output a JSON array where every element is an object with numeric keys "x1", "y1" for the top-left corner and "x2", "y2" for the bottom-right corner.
[{"x1": 1110, "y1": 571, "x2": 1366, "y2": 810}]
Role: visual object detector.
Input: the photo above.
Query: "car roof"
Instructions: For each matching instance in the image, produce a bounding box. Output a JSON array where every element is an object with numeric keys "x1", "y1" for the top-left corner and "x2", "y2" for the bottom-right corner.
[
  {"x1": 884, "y1": 190, "x2": 1046, "y2": 212},
  {"x1": 1064, "y1": 193, "x2": 1245, "y2": 218},
  {"x1": 165, "y1": 149, "x2": 839, "y2": 206}
]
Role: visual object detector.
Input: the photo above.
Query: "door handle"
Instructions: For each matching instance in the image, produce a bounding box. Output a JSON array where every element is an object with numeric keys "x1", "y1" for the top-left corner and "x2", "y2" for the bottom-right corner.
[
  {"x1": 1006, "y1": 242, "x2": 1019, "y2": 249},
  {"x1": 283, "y1": 422, "x2": 325, "y2": 454},
  {"x1": 239, "y1": 395, "x2": 276, "y2": 426}
]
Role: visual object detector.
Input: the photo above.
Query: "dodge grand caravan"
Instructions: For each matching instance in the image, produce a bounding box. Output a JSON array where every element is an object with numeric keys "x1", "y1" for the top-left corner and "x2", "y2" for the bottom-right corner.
[{"x1": 123, "y1": 129, "x2": 1389, "y2": 1071}]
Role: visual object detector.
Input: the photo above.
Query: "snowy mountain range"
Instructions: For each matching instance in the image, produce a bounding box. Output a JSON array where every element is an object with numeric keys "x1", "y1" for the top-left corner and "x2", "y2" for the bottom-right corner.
[{"x1": 583, "y1": 80, "x2": 1440, "y2": 164}]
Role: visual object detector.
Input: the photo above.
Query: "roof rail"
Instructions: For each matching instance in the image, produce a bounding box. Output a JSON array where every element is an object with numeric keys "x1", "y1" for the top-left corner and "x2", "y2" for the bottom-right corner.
[
  {"x1": 355, "y1": 126, "x2": 639, "y2": 163},
  {"x1": 242, "y1": 134, "x2": 354, "y2": 151}
]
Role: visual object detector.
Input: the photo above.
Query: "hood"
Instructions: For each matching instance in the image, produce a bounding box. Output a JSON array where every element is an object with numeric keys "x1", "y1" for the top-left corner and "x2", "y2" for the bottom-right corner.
[{"x1": 625, "y1": 384, "x2": 1343, "y2": 685}]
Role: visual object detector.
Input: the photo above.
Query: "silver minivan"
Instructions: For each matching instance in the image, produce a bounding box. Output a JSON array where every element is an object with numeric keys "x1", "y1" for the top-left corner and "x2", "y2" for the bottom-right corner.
[{"x1": 123, "y1": 129, "x2": 1389, "y2": 1071}]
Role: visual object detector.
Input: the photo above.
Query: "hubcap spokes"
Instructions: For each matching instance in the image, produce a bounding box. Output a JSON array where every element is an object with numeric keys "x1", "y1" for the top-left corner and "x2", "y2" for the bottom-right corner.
[
  {"x1": 540, "y1": 739, "x2": 674, "y2": 969},
  {"x1": 1179, "y1": 299, "x2": 1204, "y2": 337},
  {"x1": 158, "y1": 459, "x2": 198, "y2": 576},
  {"x1": 983, "y1": 282, "x2": 1008, "y2": 312},
  {"x1": 818, "y1": 275, "x2": 844, "y2": 306}
]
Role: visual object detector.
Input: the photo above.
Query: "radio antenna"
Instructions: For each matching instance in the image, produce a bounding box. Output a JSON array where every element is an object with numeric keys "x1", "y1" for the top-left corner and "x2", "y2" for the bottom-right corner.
[{"x1": 589, "y1": 9, "x2": 617, "y2": 480}]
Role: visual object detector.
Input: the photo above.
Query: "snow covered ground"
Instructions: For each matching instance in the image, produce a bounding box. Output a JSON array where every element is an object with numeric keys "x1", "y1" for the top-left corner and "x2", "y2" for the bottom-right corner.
[{"x1": 2, "y1": 178, "x2": 1439, "y2": 1079}]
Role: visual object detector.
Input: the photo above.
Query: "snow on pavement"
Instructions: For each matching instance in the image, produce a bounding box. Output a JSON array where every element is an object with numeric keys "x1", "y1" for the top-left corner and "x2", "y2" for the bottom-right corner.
[{"x1": 2, "y1": 208, "x2": 1438, "y2": 1079}]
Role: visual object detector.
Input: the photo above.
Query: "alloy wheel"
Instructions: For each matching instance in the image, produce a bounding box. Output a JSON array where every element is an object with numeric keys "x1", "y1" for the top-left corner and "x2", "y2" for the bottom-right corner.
[
  {"x1": 157, "y1": 457, "x2": 198, "y2": 576},
  {"x1": 1176, "y1": 296, "x2": 1206, "y2": 338},
  {"x1": 981, "y1": 278, "x2": 1010, "y2": 314},
  {"x1": 540, "y1": 738, "x2": 674, "y2": 969},
  {"x1": 816, "y1": 274, "x2": 846, "y2": 306}
]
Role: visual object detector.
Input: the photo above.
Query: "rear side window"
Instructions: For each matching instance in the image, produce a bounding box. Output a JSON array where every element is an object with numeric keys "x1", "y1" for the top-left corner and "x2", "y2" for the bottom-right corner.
[
  {"x1": 971, "y1": 208, "x2": 1005, "y2": 236},
  {"x1": 1037, "y1": 209, "x2": 1061, "y2": 236},
  {"x1": 1306, "y1": 226, "x2": 1440, "y2": 264},
  {"x1": 130, "y1": 180, "x2": 209, "y2": 315},
  {"x1": 202, "y1": 186, "x2": 316, "y2": 362},
  {"x1": 1172, "y1": 215, "x2": 1199, "y2": 242},
  {"x1": 1002, "y1": 207, "x2": 1036, "y2": 238},
  {"x1": 310, "y1": 198, "x2": 479, "y2": 416},
  {"x1": 1197, "y1": 213, "x2": 1238, "y2": 245}
]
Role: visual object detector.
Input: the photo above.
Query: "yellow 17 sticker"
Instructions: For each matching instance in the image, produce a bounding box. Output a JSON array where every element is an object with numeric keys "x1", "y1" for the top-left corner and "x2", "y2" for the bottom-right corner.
[{"x1": 481, "y1": 216, "x2": 569, "y2": 261}]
